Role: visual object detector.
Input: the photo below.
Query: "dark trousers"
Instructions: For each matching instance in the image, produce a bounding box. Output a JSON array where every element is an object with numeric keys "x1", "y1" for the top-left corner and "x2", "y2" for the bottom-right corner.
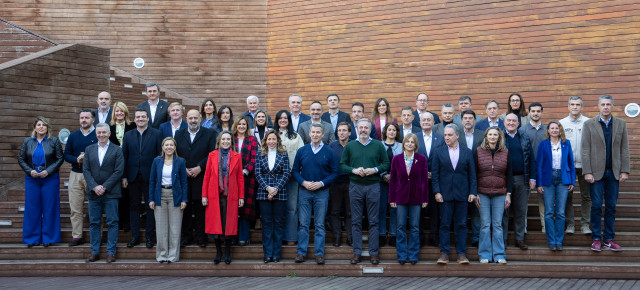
[
  {"x1": 422, "y1": 180, "x2": 439, "y2": 241},
  {"x1": 182, "y1": 177, "x2": 206, "y2": 242},
  {"x1": 329, "y1": 181, "x2": 352, "y2": 242},
  {"x1": 439, "y1": 200, "x2": 468, "y2": 255},
  {"x1": 260, "y1": 200, "x2": 285, "y2": 259},
  {"x1": 590, "y1": 169, "x2": 619, "y2": 242},
  {"x1": 129, "y1": 176, "x2": 155, "y2": 241},
  {"x1": 118, "y1": 187, "x2": 130, "y2": 230}
]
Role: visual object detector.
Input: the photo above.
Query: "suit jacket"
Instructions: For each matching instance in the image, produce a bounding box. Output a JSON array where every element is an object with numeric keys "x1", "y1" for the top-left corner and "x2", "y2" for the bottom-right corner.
[
  {"x1": 321, "y1": 110, "x2": 351, "y2": 139},
  {"x1": 412, "y1": 109, "x2": 440, "y2": 129},
  {"x1": 298, "y1": 120, "x2": 336, "y2": 145},
  {"x1": 432, "y1": 121, "x2": 463, "y2": 136},
  {"x1": 109, "y1": 122, "x2": 136, "y2": 146},
  {"x1": 159, "y1": 120, "x2": 187, "y2": 138},
  {"x1": 536, "y1": 139, "x2": 576, "y2": 186},
  {"x1": 475, "y1": 117, "x2": 505, "y2": 132},
  {"x1": 121, "y1": 127, "x2": 163, "y2": 182},
  {"x1": 431, "y1": 144, "x2": 477, "y2": 201},
  {"x1": 459, "y1": 129, "x2": 484, "y2": 157},
  {"x1": 415, "y1": 130, "x2": 444, "y2": 173},
  {"x1": 174, "y1": 127, "x2": 217, "y2": 178},
  {"x1": 399, "y1": 125, "x2": 422, "y2": 141},
  {"x1": 82, "y1": 142, "x2": 124, "y2": 200},
  {"x1": 373, "y1": 117, "x2": 398, "y2": 141},
  {"x1": 241, "y1": 110, "x2": 273, "y2": 129},
  {"x1": 349, "y1": 121, "x2": 378, "y2": 140},
  {"x1": 291, "y1": 112, "x2": 311, "y2": 132},
  {"x1": 149, "y1": 156, "x2": 188, "y2": 206},
  {"x1": 254, "y1": 151, "x2": 290, "y2": 201},
  {"x1": 94, "y1": 108, "x2": 112, "y2": 126},
  {"x1": 389, "y1": 153, "x2": 429, "y2": 205},
  {"x1": 581, "y1": 116, "x2": 630, "y2": 180},
  {"x1": 453, "y1": 113, "x2": 482, "y2": 124},
  {"x1": 137, "y1": 99, "x2": 170, "y2": 129}
]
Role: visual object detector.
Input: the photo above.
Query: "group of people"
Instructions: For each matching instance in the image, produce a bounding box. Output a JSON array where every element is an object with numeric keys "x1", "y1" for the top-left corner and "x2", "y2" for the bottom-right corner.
[{"x1": 18, "y1": 83, "x2": 630, "y2": 266}]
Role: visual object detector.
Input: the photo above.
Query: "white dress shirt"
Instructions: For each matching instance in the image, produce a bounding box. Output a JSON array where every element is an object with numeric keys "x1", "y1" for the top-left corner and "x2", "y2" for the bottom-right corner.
[{"x1": 98, "y1": 141, "x2": 110, "y2": 166}]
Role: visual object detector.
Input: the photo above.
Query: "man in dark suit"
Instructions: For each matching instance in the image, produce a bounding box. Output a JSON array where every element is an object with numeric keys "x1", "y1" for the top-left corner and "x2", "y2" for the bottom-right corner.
[
  {"x1": 475, "y1": 100, "x2": 505, "y2": 131},
  {"x1": 83, "y1": 123, "x2": 124, "y2": 263},
  {"x1": 399, "y1": 106, "x2": 421, "y2": 141},
  {"x1": 175, "y1": 109, "x2": 217, "y2": 247},
  {"x1": 158, "y1": 102, "x2": 187, "y2": 138},
  {"x1": 412, "y1": 93, "x2": 440, "y2": 129},
  {"x1": 137, "y1": 82, "x2": 169, "y2": 129},
  {"x1": 415, "y1": 112, "x2": 444, "y2": 248},
  {"x1": 348, "y1": 102, "x2": 377, "y2": 140},
  {"x1": 94, "y1": 91, "x2": 112, "y2": 125},
  {"x1": 321, "y1": 94, "x2": 351, "y2": 139},
  {"x1": 242, "y1": 95, "x2": 273, "y2": 129},
  {"x1": 122, "y1": 109, "x2": 163, "y2": 248},
  {"x1": 432, "y1": 124, "x2": 477, "y2": 265},
  {"x1": 458, "y1": 109, "x2": 484, "y2": 247},
  {"x1": 432, "y1": 103, "x2": 463, "y2": 136},
  {"x1": 289, "y1": 94, "x2": 311, "y2": 132},
  {"x1": 298, "y1": 101, "x2": 335, "y2": 145}
]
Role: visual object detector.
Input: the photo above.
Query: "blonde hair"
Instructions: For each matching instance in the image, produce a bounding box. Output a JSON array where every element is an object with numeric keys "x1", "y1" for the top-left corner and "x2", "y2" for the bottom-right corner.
[
  {"x1": 402, "y1": 133, "x2": 419, "y2": 153},
  {"x1": 160, "y1": 137, "x2": 179, "y2": 158},
  {"x1": 260, "y1": 130, "x2": 286, "y2": 156},
  {"x1": 545, "y1": 121, "x2": 567, "y2": 142},
  {"x1": 110, "y1": 101, "x2": 131, "y2": 126},
  {"x1": 232, "y1": 116, "x2": 251, "y2": 137},
  {"x1": 479, "y1": 127, "x2": 506, "y2": 151},
  {"x1": 31, "y1": 116, "x2": 52, "y2": 138}
]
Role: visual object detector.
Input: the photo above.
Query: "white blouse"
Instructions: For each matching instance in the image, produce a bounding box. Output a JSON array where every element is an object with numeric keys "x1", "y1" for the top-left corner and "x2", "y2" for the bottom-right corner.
[
  {"x1": 551, "y1": 141, "x2": 562, "y2": 170},
  {"x1": 162, "y1": 164, "x2": 172, "y2": 186}
]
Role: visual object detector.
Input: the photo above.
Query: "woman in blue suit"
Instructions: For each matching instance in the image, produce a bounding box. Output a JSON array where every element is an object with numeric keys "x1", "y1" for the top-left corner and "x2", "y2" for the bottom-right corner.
[
  {"x1": 255, "y1": 130, "x2": 290, "y2": 263},
  {"x1": 536, "y1": 121, "x2": 575, "y2": 251},
  {"x1": 18, "y1": 116, "x2": 63, "y2": 247},
  {"x1": 149, "y1": 137, "x2": 188, "y2": 263}
]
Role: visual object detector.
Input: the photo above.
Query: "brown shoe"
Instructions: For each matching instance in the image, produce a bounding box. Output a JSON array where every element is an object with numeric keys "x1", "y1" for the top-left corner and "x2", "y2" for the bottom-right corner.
[
  {"x1": 294, "y1": 254, "x2": 305, "y2": 263},
  {"x1": 106, "y1": 254, "x2": 116, "y2": 263},
  {"x1": 436, "y1": 253, "x2": 449, "y2": 264},
  {"x1": 457, "y1": 254, "x2": 469, "y2": 264},
  {"x1": 315, "y1": 255, "x2": 325, "y2": 265},
  {"x1": 287, "y1": 241, "x2": 296, "y2": 246},
  {"x1": 86, "y1": 254, "x2": 99, "y2": 262},
  {"x1": 350, "y1": 254, "x2": 362, "y2": 264},
  {"x1": 370, "y1": 254, "x2": 380, "y2": 265},
  {"x1": 516, "y1": 240, "x2": 529, "y2": 250}
]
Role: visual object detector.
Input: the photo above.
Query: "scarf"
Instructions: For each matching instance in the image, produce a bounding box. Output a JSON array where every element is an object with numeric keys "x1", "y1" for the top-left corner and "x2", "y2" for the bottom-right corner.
[{"x1": 218, "y1": 148, "x2": 231, "y2": 196}]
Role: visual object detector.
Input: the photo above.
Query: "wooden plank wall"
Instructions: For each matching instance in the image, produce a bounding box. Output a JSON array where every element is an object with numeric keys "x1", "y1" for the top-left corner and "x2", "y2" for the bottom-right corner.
[
  {"x1": 0, "y1": 44, "x2": 110, "y2": 190},
  {"x1": 0, "y1": 20, "x2": 55, "y2": 63},
  {"x1": 267, "y1": 0, "x2": 639, "y2": 161},
  {"x1": 0, "y1": 0, "x2": 268, "y2": 114}
]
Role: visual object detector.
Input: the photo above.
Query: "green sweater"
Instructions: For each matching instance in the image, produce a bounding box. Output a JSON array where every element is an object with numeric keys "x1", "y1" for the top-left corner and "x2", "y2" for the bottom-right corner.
[{"x1": 339, "y1": 138, "x2": 390, "y2": 185}]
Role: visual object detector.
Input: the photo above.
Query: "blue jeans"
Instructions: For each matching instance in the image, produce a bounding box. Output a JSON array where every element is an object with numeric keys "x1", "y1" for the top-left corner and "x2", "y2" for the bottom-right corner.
[
  {"x1": 89, "y1": 196, "x2": 119, "y2": 255},
  {"x1": 23, "y1": 173, "x2": 61, "y2": 244},
  {"x1": 396, "y1": 204, "x2": 421, "y2": 262},
  {"x1": 350, "y1": 183, "x2": 380, "y2": 255},
  {"x1": 439, "y1": 200, "x2": 468, "y2": 254},
  {"x1": 590, "y1": 169, "x2": 619, "y2": 242},
  {"x1": 238, "y1": 218, "x2": 250, "y2": 242},
  {"x1": 284, "y1": 179, "x2": 299, "y2": 242},
  {"x1": 297, "y1": 188, "x2": 329, "y2": 256},
  {"x1": 478, "y1": 194, "x2": 506, "y2": 262},
  {"x1": 469, "y1": 204, "x2": 480, "y2": 244},
  {"x1": 379, "y1": 182, "x2": 397, "y2": 238},
  {"x1": 542, "y1": 169, "x2": 569, "y2": 248},
  {"x1": 259, "y1": 200, "x2": 285, "y2": 259}
]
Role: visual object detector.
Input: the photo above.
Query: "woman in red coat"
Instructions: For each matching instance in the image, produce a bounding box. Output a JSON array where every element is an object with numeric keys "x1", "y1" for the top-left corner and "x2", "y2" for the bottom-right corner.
[{"x1": 202, "y1": 131, "x2": 245, "y2": 264}]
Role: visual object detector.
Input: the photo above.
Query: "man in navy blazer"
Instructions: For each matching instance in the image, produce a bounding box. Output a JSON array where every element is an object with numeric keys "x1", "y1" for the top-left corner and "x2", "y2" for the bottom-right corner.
[
  {"x1": 83, "y1": 123, "x2": 124, "y2": 263},
  {"x1": 137, "y1": 83, "x2": 169, "y2": 129},
  {"x1": 475, "y1": 100, "x2": 505, "y2": 131},
  {"x1": 348, "y1": 102, "x2": 377, "y2": 140},
  {"x1": 431, "y1": 124, "x2": 477, "y2": 265},
  {"x1": 412, "y1": 93, "x2": 440, "y2": 129},
  {"x1": 122, "y1": 109, "x2": 163, "y2": 248},
  {"x1": 94, "y1": 92, "x2": 112, "y2": 125},
  {"x1": 458, "y1": 109, "x2": 485, "y2": 247},
  {"x1": 289, "y1": 94, "x2": 311, "y2": 132},
  {"x1": 242, "y1": 95, "x2": 273, "y2": 129},
  {"x1": 158, "y1": 102, "x2": 188, "y2": 138},
  {"x1": 399, "y1": 106, "x2": 421, "y2": 141},
  {"x1": 415, "y1": 112, "x2": 444, "y2": 247},
  {"x1": 321, "y1": 94, "x2": 351, "y2": 139},
  {"x1": 174, "y1": 109, "x2": 218, "y2": 247}
]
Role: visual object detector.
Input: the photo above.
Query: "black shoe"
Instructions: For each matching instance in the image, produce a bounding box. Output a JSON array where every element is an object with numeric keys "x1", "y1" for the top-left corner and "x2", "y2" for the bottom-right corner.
[
  {"x1": 389, "y1": 236, "x2": 396, "y2": 247},
  {"x1": 333, "y1": 239, "x2": 341, "y2": 247},
  {"x1": 273, "y1": 258, "x2": 280, "y2": 263},
  {"x1": 295, "y1": 254, "x2": 305, "y2": 263},
  {"x1": 471, "y1": 241, "x2": 479, "y2": 248},
  {"x1": 68, "y1": 238, "x2": 84, "y2": 247},
  {"x1": 410, "y1": 260, "x2": 417, "y2": 265},
  {"x1": 350, "y1": 254, "x2": 362, "y2": 264},
  {"x1": 27, "y1": 243, "x2": 38, "y2": 248},
  {"x1": 399, "y1": 260, "x2": 406, "y2": 265},
  {"x1": 43, "y1": 243, "x2": 51, "y2": 247},
  {"x1": 346, "y1": 239, "x2": 353, "y2": 247},
  {"x1": 146, "y1": 240, "x2": 154, "y2": 248},
  {"x1": 379, "y1": 236, "x2": 386, "y2": 247},
  {"x1": 197, "y1": 239, "x2": 207, "y2": 248},
  {"x1": 428, "y1": 238, "x2": 439, "y2": 248},
  {"x1": 264, "y1": 257, "x2": 270, "y2": 264},
  {"x1": 181, "y1": 239, "x2": 193, "y2": 248},
  {"x1": 159, "y1": 260, "x2": 165, "y2": 264},
  {"x1": 126, "y1": 238, "x2": 139, "y2": 248},
  {"x1": 224, "y1": 239, "x2": 232, "y2": 264},
  {"x1": 214, "y1": 239, "x2": 223, "y2": 264}
]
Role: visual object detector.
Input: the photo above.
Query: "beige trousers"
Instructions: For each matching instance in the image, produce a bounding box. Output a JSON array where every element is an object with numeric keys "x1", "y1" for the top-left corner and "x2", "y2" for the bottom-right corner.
[
  {"x1": 68, "y1": 171, "x2": 86, "y2": 239},
  {"x1": 155, "y1": 188, "x2": 184, "y2": 262}
]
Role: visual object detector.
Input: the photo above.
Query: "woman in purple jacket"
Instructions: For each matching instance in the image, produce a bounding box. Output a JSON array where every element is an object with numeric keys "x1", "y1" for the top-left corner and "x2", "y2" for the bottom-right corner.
[{"x1": 389, "y1": 133, "x2": 429, "y2": 265}]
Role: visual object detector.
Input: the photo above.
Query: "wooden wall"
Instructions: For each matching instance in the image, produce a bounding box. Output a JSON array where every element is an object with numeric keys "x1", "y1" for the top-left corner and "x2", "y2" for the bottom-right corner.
[
  {"x1": 0, "y1": 19, "x2": 55, "y2": 63},
  {"x1": 0, "y1": 0, "x2": 268, "y2": 113},
  {"x1": 0, "y1": 44, "x2": 110, "y2": 190}
]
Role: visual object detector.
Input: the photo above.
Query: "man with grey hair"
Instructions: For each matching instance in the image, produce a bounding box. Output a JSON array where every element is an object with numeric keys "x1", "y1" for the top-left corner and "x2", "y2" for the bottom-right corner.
[
  {"x1": 582, "y1": 95, "x2": 630, "y2": 252},
  {"x1": 433, "y1": 103, "x2": 463, "y2": 136},
  {"x1": 137, "y1": 83, "x2": 169, "y2": 129},
  {"x1": 242, "y1": 95, "x2": 273, "y2": 129},
  {"x1": 94, "y1": 92, "x2": 112, "y2": 125},
  {"x1": 298, "y1": 101, "x2": 336, "y2": 145},
  {"x1": 560, "y1": 96, "x2": 592, "y2": 235},
  {"x1": 475, "y1": 100, "x2": 505, "y2": 131},
  {"x1": 340, "y1": 119, "x2": 390, "y2": 265},
  {"x1": 289, "y1": 94, "x2": 310, "y2": 131}
]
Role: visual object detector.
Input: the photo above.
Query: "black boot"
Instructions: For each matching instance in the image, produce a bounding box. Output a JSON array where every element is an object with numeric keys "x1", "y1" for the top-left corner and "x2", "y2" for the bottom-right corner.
[
  {"x1": 224, "y1": 238, "x2": 232, "y2": 264},
  {"x1": 214, "y1": 239, "x2": 222, "y2": 264}
]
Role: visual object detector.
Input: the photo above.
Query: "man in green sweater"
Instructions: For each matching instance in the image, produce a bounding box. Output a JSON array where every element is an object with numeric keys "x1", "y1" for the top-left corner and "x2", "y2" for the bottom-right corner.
[{"x1": 340, "y1": 119, "x2": 390, "y2": 265}]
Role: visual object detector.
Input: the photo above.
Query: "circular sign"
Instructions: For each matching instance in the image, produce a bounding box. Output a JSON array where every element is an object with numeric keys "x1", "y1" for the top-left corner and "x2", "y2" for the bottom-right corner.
[
  {"x1": 58, "y1": 128, "x2": 71, "y2": 144},
  {"x1": 133, "y1": 57, "x2": 145, "y2": 69},
  {"x1": 624, "y1": 103, "x2": 639, "y2": 118}
]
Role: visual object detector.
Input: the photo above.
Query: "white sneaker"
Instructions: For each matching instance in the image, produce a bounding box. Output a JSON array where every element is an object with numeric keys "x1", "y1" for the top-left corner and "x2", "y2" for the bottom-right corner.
[
  {"x1": 480, "y1": 259, "x2": 489, "y2": 264},
  {"x1": 541, "y1": 226, "x2": 545, "y2": 233},
  {"x1": 498, "y1": 259, "x2": 507, "y2": 264},
  {"x1": 581, "y1": 225, "x2": 592, "y2": 234},
  {"x1": 566, "y1": 225, "x2": 575, "y2": 234}
]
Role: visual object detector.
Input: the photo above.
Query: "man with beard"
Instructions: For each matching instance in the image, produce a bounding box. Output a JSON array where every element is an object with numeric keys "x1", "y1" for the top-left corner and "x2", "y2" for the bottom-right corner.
[
  {"x1": 321, "y1": 94, "x2": 351, "y2": 139},
  {"x1": 94, "y1": 92, "x2": 112, "y2": 125},
  {"x1": 458, "y1": 110, "x2": 484, "y2": 247},
  {"x1": 520, "y1": 102, "x2": 548, "y2": 233}
]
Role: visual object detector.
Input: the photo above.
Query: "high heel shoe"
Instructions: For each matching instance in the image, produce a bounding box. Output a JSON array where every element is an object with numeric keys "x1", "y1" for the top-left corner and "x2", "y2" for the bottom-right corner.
[
  {"x1": 214, "y1": 239, "x2": 222, "y2": 264},
  {"x1": 224, "y1": 238, "x2": 232, "y2": 264}
]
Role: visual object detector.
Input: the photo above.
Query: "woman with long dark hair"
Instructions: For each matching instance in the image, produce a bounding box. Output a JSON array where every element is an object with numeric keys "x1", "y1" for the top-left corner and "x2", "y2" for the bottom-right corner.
[
  {"x1": 371, "y1": 98, "x2": 397, "y2": 141},
  {"x1": 200, "y1": 98, "x2": 218, "y2": 129},
  {"x1": 212, "y1": 105, "x2": 234, "y2": 133}
]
